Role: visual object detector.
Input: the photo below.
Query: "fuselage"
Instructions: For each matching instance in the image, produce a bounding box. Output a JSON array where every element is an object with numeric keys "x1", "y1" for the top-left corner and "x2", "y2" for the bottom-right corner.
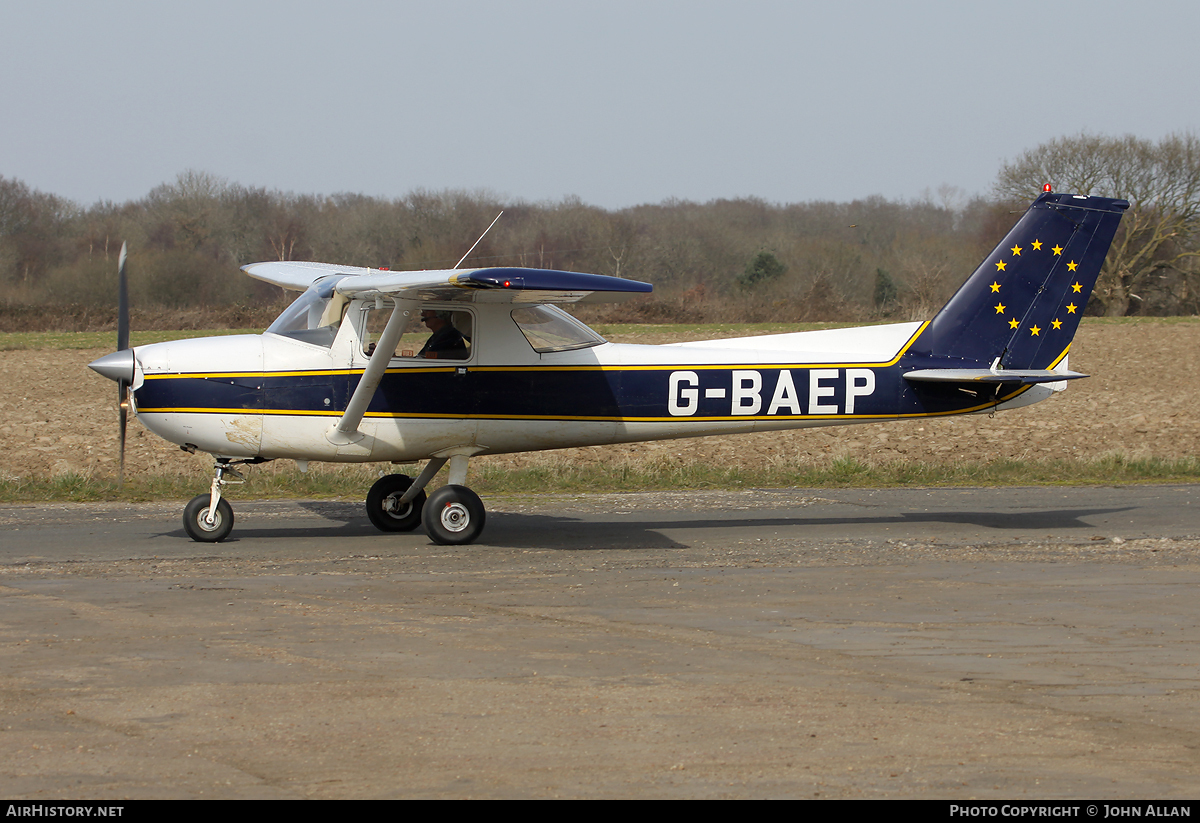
[{"x1": 128, "y1": 300, "x2": 1054, "y2": 463}]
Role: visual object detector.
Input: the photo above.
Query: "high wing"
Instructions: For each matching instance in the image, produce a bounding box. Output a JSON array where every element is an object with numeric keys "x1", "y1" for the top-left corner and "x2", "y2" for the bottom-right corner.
[
  {"x1": 243, "y1": 262, "x2": 652, "y2": 304},
  {"x1": 242, "y1": 260, "x2": 375, "y2": 291}
]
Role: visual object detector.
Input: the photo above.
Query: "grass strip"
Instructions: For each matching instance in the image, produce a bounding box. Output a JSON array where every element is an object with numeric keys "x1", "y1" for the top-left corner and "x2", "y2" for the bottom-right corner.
[
  {"x1": 3, "y1": 454, "x2": 1198, "y2": 504},
  {"x1": 0, "y1": 329, "x2": 263, "y2": 351}
]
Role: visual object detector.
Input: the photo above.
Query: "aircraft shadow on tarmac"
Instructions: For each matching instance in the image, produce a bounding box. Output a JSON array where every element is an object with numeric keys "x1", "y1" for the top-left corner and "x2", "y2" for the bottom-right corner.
[{"x1": 160, "y1": 502, "x2": 1137, "y2": 551}]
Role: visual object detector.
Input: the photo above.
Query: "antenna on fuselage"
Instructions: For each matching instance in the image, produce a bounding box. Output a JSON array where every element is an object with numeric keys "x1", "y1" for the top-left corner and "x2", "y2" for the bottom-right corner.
[{"x1": 453, "y1": 211, "x2": 504, "y2": 269}]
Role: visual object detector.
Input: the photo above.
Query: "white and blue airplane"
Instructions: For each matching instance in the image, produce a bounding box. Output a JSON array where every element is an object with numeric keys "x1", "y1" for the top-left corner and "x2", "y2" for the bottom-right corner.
[{"x1": 88, "y1": 190, "x2": 1127, "y2": 545}]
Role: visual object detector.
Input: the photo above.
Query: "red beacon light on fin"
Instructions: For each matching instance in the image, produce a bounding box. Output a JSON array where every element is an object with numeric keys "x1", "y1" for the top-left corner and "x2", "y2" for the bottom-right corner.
[{"x1": 1043, "y1": 183, "x2": 1053, "y2": 192}]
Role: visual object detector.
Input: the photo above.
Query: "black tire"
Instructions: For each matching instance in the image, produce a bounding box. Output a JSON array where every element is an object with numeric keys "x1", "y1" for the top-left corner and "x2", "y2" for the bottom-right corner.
[
  {"x1": 183, "y1": 494, "x2": 234, "y2": 543},
  {"x1": 366, "y1": 474, "x2": 426, "y2": 532},
  {"x1": 422, "y1": 485, "x2": 486, "y2": 545}
]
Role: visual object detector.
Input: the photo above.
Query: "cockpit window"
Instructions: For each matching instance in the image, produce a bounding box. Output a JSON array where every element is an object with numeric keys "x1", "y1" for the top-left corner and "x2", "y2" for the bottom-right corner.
[
  {"x1": 511, "y1": 305, "x2": 606, "y2": 352},
  {"x1": 360, "y1": 304, "x2": 474, "y2": 361},
  {"x1": 266, "y1": 275, "x2": 347, "y2": 348}
]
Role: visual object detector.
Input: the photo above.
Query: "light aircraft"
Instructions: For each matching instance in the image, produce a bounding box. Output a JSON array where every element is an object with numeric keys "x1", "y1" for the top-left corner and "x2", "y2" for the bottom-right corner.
[{"x1": 88, "y1": 189, "x2": 1127, "y2": 545}]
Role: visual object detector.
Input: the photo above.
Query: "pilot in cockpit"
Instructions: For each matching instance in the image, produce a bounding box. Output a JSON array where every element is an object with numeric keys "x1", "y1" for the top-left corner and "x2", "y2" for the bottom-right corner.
[{"x1": 417, "y1": 310, "x2": 468, "y2": 359}]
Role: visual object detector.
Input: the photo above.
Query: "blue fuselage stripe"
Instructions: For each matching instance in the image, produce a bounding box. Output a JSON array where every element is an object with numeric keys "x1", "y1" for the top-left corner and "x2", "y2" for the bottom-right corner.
[{"x1": 134, "y1": 362, "x2": 1026, "y2": 421}]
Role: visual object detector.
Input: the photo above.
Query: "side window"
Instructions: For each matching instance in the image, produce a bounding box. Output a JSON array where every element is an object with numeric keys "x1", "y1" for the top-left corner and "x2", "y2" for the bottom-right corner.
[{"x1": 360, "y1": 305, "x2": 474, "y2": 361}]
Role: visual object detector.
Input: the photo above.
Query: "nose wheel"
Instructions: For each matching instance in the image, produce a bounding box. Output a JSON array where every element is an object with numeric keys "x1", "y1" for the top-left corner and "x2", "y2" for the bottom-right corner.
[
  {"x1": 181, "y1": 458, "x2": 261, "y2": 543},
  {"x1": 183, "y1": 495, "x2": 234, "y2": 542}
]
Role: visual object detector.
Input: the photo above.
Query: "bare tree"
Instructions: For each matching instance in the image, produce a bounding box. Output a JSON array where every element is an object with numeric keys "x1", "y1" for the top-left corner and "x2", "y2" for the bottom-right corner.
[
  {"x1": 894, "y1": 245, "x2": 956, "y2": 320},
  {"x1": 144, "y1": 170, "x2": 231, "y2": 254},
  {"x1": 0, "y1": 175, "x2": 78, "y2": 285},
  {"x1": 995, "y1": 133, "x2": 1200, "y2": 315}
]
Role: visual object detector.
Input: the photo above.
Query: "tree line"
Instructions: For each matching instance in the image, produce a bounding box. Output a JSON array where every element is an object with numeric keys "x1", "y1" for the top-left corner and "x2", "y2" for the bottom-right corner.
[{"x1": 2, "y1": 133, "x2": 1197, "y2": 331}]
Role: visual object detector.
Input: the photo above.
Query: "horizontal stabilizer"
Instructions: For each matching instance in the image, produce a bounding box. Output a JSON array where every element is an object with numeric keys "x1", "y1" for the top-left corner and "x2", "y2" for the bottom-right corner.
[{"x1": 903, "y1": 368, "x2": 1087, "y2": 385}]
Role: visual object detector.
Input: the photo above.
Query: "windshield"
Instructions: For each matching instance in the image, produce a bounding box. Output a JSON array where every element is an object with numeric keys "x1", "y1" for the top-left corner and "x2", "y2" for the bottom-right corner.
[
  {"x1": 266, "y1": 275, "x2": 347, "y2": 347},
  {"x1": 511, "y1": 305, "x2": 606, "y2": 352}
]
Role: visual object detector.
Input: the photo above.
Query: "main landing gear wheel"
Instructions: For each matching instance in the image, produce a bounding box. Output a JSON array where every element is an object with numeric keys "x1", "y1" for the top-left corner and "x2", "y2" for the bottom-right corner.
[
  {"x1": 366, "y1": 473, "x2": 426, "y2": 532},
  {"x1": 422, "y1": 484, "x2": 486, "y2": 545},
  {"x1": 183, "y1": 494, "x2": 234, "y2": 543}
]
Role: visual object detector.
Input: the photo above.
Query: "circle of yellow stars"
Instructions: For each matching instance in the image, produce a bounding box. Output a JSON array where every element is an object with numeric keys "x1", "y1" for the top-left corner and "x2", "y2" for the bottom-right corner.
[{"x1": 990, "y1": 240, "x2": 1081, "y2": 335}]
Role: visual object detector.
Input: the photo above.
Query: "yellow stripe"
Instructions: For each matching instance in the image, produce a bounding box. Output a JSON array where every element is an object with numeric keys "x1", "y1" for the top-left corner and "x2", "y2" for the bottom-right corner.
[
  {"x1": 143, "y1": 367, "x2": 455, "y2": 380},
  {"x1": 1047, "y1": 344, "x2": 1071, "y2": 369},
  {"x1": 138, "y1": 407, "x2": 343, "y2": 417},
  {"x1": 143, "y1": 371, "x2": 266, "y2": 380}
]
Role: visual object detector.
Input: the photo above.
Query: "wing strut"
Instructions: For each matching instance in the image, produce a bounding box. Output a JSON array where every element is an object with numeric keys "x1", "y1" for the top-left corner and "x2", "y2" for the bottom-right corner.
[{"x1": 327, "y1": 300, "x2": 409, "y2": 446}]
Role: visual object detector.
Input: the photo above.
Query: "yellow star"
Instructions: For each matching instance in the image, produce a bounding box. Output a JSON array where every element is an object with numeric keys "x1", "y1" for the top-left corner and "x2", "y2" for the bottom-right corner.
[
  {"x1": 1030, "y1": 325, "x2": 1041, "y2": 336},
  {"x1": 1011, "y1": 245, "x2": 1022, "y2": 256},
  {"x1": 990, "y1": 281, "x2": 1001, "y2": 293},
  {"x1": 1067, "y1": 260, "x2": 1078, "y2": 271},
  {"x1": 1052, "y1": 319, "x2": 1063, "y2": 329},
  {"x1": 994, "y1": 302, "x2": 1006, "y2": 314},
  {"x1": 996, "y1": 260, "x2": 1007, "y2": 271},
  {"x1": 1066, "y1": 303, "x2": 1077, "y2": 314},
  {"x1": 1071, "y1": 282, "x2": 1082, "y2": 293},
  {"x1": 1052, "y1": 245, "x2": 1063, "y2": 256},
  {"x1": 1031, "y1": 240, "x2": 1043, "y2": 251},
  {"x1": 1009, "y1": 318, "x2": 1020, "y2": 329}
]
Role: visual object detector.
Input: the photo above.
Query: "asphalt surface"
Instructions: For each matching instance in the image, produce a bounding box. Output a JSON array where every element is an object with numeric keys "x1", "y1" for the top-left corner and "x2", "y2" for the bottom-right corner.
[{"x1": 2, "y1": 485, "x2": 1199, "y2": 799}]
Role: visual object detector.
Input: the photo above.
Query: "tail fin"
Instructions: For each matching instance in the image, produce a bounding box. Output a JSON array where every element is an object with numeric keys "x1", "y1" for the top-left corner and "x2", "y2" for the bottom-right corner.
[{"x1": 914, "y1": 192, "x2": 1128, "y2": 369}]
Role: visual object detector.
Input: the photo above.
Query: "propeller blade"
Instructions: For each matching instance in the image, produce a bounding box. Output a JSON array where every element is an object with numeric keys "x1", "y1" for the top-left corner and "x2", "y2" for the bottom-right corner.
[
  {"x1": 118, "y1": 382, "x2": 128, "y2": 486},
  {"x1": 117, "y1": 241, "x2": 129, "y2": 352},
  {"x1": 117, "y1": 241, "x2": 129, "y2": 485}
]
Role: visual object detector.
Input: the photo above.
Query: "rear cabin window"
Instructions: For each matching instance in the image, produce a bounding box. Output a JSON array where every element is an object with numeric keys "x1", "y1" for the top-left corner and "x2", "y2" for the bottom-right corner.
[{"x1": 511, "y1": 305, "x2": 606, "y2": 353}]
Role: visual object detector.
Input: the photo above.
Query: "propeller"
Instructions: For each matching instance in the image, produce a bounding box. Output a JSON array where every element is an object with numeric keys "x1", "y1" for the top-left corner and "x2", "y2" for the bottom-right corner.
[
  {"x1": 116, "y1": 241, "x2": 129, "y2": 485},
  {"x1": 87, "y1": 242, "x2": 134, "y2": 485}
]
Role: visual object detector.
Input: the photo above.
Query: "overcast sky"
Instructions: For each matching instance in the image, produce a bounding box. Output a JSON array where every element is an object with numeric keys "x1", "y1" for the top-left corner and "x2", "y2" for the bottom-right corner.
[{"x1": 3, "y1": 0, "x2": 1197, "y2": 209}]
